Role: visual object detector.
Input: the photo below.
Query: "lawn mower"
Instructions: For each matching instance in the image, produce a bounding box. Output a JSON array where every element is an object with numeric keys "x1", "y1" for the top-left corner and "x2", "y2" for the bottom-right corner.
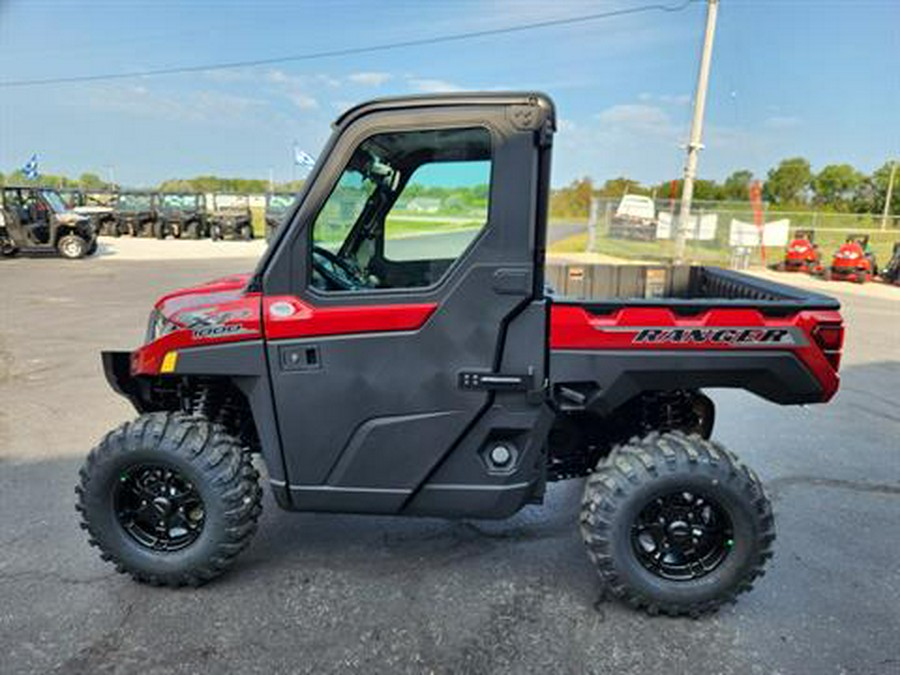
[
  {"x1": 816, "y1": 234, "x2": 877, "y2": 283},
  {"x1": 776, "y1": 229, "x2": 819, "y2": 272}
]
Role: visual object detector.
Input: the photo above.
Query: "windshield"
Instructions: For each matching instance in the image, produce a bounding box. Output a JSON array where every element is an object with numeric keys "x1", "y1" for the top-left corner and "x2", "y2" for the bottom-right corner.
[
  {"x1": 40, "y1": 190, "x2": 68, "y2": 213},
  {"x1": 214, "y1": 195, "x2": 249, "y2": 210},
  {"x1": 268, "y1": 194, "x2": 294, "y2": 213},
  {"x1": 118, "y1": 194, "x2": 152, "y2": 211},
  {"x1": 160, "y1": 194, "x2": 197, "y2": 210}
]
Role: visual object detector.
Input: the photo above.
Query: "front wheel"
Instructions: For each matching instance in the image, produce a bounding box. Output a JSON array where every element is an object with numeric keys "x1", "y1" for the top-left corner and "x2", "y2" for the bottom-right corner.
[
  {"x1": 581, "y1": 431, "x2": 774, "y2": 617},
  {"x1": 57, "y1": 234, "x2": 89, "y2": 259},
  {"x1": 76, "y1": 412, "x2": 262, "y2": 587}
]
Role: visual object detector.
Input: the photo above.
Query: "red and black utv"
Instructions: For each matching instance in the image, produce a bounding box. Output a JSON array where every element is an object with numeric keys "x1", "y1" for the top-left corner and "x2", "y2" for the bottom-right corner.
[
  {"x1": 77, "y1": 93, "x2": 844, "y2": 617},
  {"x1": 819, "y1": 234, "x2": 877, "y2": 283},
  {"x1": 777, "y1": 229, "x2": 819, "y2": 272}
]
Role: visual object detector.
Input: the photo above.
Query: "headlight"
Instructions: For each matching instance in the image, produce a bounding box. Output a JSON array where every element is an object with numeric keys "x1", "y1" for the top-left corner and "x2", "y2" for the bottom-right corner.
[{"x1": 145, "y1": 309, "x2": 179, "y2": 343}]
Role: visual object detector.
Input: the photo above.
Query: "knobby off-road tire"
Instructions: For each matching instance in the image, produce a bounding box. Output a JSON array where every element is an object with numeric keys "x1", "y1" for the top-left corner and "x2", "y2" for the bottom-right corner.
[
  {"x1": 76, "y1": 412, "x2": 262, "y2": 587},
  {"x1": 580, "y1": 431, "x2": 775, "y2": 617}
]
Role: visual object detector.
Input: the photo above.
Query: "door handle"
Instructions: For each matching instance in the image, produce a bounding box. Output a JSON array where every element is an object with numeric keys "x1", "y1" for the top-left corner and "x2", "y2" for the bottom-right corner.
[
  {"x1": 492, "y1": 268, "x2": 531, "y2": 295},
  {"x1": 279, "y1": 345, "x2": 321, "y2": 371}
]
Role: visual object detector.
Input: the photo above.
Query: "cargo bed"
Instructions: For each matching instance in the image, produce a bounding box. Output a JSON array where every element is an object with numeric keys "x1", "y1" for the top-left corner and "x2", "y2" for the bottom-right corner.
[{"x1": 547, "y1": 264, "x2": 840, "y2": 315}]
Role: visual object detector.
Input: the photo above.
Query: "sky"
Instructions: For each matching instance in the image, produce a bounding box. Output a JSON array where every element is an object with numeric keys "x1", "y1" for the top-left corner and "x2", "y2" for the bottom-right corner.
[{"x1": 0, "y1": 0, "x2": 897, "y2": 188}]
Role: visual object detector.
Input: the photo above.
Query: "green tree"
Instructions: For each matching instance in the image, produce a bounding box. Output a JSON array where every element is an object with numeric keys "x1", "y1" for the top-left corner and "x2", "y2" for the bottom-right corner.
[
  {"x1": 549, "y1": 177, "x2": 595, "y2": 219},
  {"x1": 721, "y1": 170, "x2": 753, "y2": 200},
  {"x1": 764, "y1": 157, "x2": 812, "y2": 205},
  {"x1": 598, "y1": 177, "x2": 647, "y2": 198},
  {"x1": 813, "y1": 164, "x2": 862, "y2": 210},
  {"x1": 79, "y1": 172, "x2": 106, "y2": 189},
  {"x1": 868, "y1": 161, "x2": 900, "y2": 215}
]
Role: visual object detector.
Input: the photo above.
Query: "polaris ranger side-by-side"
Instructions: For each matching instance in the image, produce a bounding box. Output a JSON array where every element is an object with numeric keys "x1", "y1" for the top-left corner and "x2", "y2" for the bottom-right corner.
[
  {"x1": 78, "y1": 93, "x2": 844, "y2": 616},
  {"x1": 1, "y1": 186, "x2": 97, "y2": 258},
  {"x1": 115, "y1": 191, "x2": 159, "y2": 237},
  {"x1": 264, "y1": 192, "x2": 295, "y2": 242},
  {"x1": 157, "y1": 193, "x2": 208, "y2": 239},
  {"x1": 209, "y1": 193, "x2": 254, "y2": 240}
]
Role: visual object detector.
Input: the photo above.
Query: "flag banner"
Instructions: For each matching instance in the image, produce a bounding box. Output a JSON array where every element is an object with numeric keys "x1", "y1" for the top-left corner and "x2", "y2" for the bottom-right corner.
[
  {"x1": 23, "y1": 154, "x2": 39, "y2": 180},
  {"x1": 293, "y1": 145, "x2": 316, "y2": 167}
]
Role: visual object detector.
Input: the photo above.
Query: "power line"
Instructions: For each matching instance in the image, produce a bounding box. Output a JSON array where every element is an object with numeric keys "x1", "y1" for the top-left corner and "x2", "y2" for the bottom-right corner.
[{"x1": 0, "y1": 1, "x2": 699, "y2": 88}]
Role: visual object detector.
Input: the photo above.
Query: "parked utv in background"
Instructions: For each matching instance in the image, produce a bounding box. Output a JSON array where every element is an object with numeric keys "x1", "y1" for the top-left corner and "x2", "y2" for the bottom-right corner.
[
  {"x1": 1, "y1": 186, "x2": 97, "y2": 258},
  {"x1": 264, "y1": 192, "x2": 295, "y2": 242},
  {"x1": 74, "y1": 190, "x2": 120, "y2": 236},
  {"x1": 209, "y1": 193, "x2": 253, "y2": 240},
  {"x1": 115, "y1": 191, "x2": 159, "y2": 237},
  {"x1": 157, "y1": 193, "x2": 208, "y2": 239},
  {"x1": 881, "y1": 242, "x2": 900, "y2": 286},
  {"x1": 608, "y1": 194, "x2": 658, "y2": 241},
  {"x1": 78, "y1": 92, "x2": 845, "y2": 617}
]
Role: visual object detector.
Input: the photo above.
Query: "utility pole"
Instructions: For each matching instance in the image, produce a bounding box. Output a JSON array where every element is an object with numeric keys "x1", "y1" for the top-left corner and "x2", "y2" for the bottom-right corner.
[
  {"x1": 675, "y1": 0, "x2": 719, "y2": 262},
  {"x1": 882, "y1": 160, "x2": 896, "y2": 231}
]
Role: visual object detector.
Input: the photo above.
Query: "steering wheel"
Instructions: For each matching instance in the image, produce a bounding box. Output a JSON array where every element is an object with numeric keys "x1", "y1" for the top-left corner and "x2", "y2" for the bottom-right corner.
[{"x1": 312, "y1": 245, "x2": 366, "y2": 290}]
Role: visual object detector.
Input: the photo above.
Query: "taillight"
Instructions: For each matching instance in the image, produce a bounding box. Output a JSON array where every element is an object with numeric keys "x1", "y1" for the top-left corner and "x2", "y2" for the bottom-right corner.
[{"x1": 812, "y1": 323, "x2": 844, "y2": 370}]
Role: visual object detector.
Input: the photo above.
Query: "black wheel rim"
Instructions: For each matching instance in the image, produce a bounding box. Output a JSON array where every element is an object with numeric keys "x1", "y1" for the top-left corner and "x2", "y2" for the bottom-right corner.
[
  {"x1": 631, "y1": 490, "x2": 733, "y2": 581},
  {"x1": 114, "y1": 463, "x2": 205, "y2": 552}
]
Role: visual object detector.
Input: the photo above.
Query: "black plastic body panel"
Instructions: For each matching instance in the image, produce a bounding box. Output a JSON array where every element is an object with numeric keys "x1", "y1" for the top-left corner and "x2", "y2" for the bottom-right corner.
[{"x1": 549, "y1": 349, "x2": 825, "y2": 415}]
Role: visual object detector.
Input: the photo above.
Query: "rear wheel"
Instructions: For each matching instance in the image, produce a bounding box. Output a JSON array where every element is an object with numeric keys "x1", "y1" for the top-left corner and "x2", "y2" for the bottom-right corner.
[
  {"x1": 76, "y1": 412, "x2": 262, "y2": 587},
  {"x1": 240, "y1": 224, "x2": 253, "y2": 241},
  {"x1": 57, "y1": 234, "x2": 89, "y2": 259},
  {"x1": 581, "y1": 431, "x2": 774, "y2": 617}
]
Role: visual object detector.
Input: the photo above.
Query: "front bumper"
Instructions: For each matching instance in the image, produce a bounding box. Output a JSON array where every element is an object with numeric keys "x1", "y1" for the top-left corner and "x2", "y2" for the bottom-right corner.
[{"x1": 102, "y1": 350, "x2": 145, "y2": 411}]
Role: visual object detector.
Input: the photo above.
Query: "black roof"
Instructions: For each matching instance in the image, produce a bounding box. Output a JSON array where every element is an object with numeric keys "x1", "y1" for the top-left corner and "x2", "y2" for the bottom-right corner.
[{"x1": 333, "y1": 91, "x2": 556, "y2": 130}]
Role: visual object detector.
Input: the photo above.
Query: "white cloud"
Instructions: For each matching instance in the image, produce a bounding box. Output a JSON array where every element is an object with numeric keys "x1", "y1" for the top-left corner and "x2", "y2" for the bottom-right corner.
[
  {"x1": 408, "y1": 78, "x2": 463, "y2": 93},
  {"x1": 289, "y1": 93, "x2": 319, "y2": 110},
  {"x1": 265, "y1": 69, "x2": 292, "y2": 85},
  {"x1": 264, "y1": 69, "x2": 319, "y2": 110},
  {"x1": 596, "y1": 103, "x2": 676, "y2": 137},
  {"x1": 638, "y1": 92, "x2": 691, "y2": 105},
  {"x1": 348, "y1": 71, "x2": 391, "y2": 86},
  {"x1": 82, "y1": 85, "x2": 268, "y2": 125},
  {"x1": 764, "y1": 115, "x2": 801, "y2": 129}
]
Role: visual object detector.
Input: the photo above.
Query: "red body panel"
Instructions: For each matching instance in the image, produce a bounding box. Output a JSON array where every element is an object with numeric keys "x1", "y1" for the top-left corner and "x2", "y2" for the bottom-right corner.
[
  {"x1": 131, "y1": 276, "x2": 436, "y2": 375},
  {"x1": 130, "y1": 273, "x2": 843, "y2": 404},
  {"x1": 262, "y1": 295, "x2": 437, "y2": 341},
  {"x1": 549, "y1": 304, "x2": 843, "y2": 401}
]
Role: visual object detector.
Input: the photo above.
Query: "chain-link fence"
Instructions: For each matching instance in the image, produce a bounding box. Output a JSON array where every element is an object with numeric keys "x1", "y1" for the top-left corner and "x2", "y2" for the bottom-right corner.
[{"x1": 547, "y1": 197, "x2": 900, "y2": 269}]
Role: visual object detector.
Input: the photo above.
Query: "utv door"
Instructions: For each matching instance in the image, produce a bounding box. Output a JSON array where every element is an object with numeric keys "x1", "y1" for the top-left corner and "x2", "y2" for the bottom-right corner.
[{"x1": 261, "y1": 95, "x2": 555, "y2": 518}]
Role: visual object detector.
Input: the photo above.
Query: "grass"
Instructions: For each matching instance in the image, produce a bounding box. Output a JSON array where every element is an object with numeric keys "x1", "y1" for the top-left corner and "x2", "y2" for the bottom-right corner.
[{"x1": 251, "y1": 207, "x2": 482, "y2": 241}]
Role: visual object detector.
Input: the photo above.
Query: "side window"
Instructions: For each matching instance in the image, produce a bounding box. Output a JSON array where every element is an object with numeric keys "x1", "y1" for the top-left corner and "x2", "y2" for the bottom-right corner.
[
  {"x1": 384, "y1": 160, "x2": 490, "y2": 262},
  {"x1": 308, "y1": 126, "x2": 492, "y2": 293}
]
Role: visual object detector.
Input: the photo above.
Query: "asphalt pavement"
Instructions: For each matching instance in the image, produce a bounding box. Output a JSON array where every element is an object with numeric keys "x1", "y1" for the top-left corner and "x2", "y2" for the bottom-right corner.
[{"x1": 0, "y1": 255, "x2": 897, "y2": 675}]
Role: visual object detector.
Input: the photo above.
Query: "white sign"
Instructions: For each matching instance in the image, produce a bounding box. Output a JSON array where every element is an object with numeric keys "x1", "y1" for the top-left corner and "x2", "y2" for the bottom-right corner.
[
  {"x1": 656, "y1": 212, "x2": 718, "y2": 241},
  {"x1": 729, "y1": 219, "x2": 791, "y2": 247}
]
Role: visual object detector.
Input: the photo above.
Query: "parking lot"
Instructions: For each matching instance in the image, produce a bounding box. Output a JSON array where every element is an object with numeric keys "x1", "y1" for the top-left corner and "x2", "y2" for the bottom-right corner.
[{"x1": 1, "y1": 247, "x2": 898, "y2": 675}]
